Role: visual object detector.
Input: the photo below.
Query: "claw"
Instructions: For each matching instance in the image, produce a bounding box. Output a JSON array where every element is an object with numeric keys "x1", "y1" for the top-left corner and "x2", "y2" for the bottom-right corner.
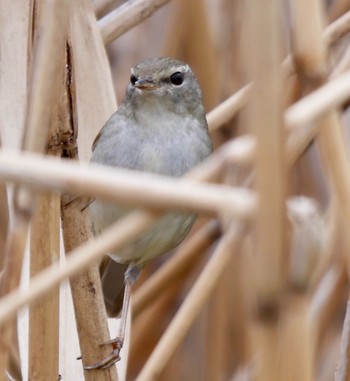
[
  {"x1": 84, "y1": 348, "x2": 121, "y2": 369},
  {"x1": 84, "y1": 338, "x2": 123, "y2": 370},
  {"x1": 99, "y1": 337, "x2": 123, "y2": 347}
]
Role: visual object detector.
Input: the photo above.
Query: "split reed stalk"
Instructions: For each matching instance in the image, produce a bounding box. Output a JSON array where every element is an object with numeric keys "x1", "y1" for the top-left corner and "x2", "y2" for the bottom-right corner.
[{"x1": 0, "y1": 0, "x2": 65, "y2": 376}]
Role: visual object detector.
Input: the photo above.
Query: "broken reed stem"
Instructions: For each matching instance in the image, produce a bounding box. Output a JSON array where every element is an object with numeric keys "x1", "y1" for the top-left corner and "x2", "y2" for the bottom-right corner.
[
  {"x1": 132, "y1": 219, "x2": 221, "y2": 318},
  {"x1": 136, "y1": 223, "x2": 244, "y2": 381},
  {"x1": 99, "y1": 0, "x2": 172, "y2": 44},
  {"x1": 29, "y1": 192, "x2": 60, "y2": 381}
]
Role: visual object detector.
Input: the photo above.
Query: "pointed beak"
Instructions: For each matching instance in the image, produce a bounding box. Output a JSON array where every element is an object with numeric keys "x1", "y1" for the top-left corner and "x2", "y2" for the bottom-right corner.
[{"x1": 135, "y1": 78, "x2": 160, "y2": 90}]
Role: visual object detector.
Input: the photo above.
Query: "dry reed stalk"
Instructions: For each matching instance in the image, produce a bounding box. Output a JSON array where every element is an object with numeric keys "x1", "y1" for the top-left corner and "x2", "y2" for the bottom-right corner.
[
  {"x1": 242, "y1": 1, "x2": 286, "y2": 381},
  {"x1": 279, "y1": 197, "x2": 325, "y2": 381},
  {"x1": 335, "y1": 299, "x2": 350, "y2": 381},
  {"x1": 0, "y1": 212, "x2": 159, "y2": 326},
  {"x1": 99, "y1": 0, "x2": 172, "y2": 45},
  {"x1": 284, "y1": 2, "x2": 330, "y2": 380},
  {"x1": 0, "y1": 0, "x2": 65, "y2": 376},
  {"x1": 132, "y1": 220, "x2": 220, "y2": 317},
  {"x1": 0, "y1": 135, "x2": 256, "y2": 327},
  {"x1": 0, "y1": 151, "x2": 256, "y2": 217},
  {"x1": 136, "y1": 223, "x2": 245, "y2": 381},
  {"x1": 326, "y1": 9, "x2": 350, "y2": 45},
  {"x1": 130, "y1": 275, "x2": 185, "y2": 379},
  {"x1": 328, "y1": 0, "x2": 350, "y2": 22},
  {"x1": 3, "y1": 61, "x2": 350, "y2": 197},
  {"x1": 28, "y1": 2, "x2": 66, "y2": 377},
  {"x1": 60, "y1": 1, "x2": 120, "y2": 379},
  {"x1": 0, "y1": 139, "x2": 9, "y2": 270},
  {"x1": 162, "y1": 0, "x2": 219, "y2": 110},
  {"x1": 68, "y1": 0, "x2": 116, "y2": 161},
  {"x1": 207, "y1": 85, "x2": 251, "y2": 132},
  {"x1": 61, "y1": 196, "x2": 119, "y2": 381},
  {"x1": 280, "y1": 296, "x2": 314, "y2": 381},
  {"x1": 93, "y1": 0, "x2": 120, "y2": 18},
  {"x1": 311, "y1": 264, "x2": 347, "y2": 345},
  {"x1": 292, "y1": 0, "x2": 350, "y2": 269},
  {"x1": 205, "y1": 248, "x2": 248, "y2": 381},
  {"x1": 285, "y1": 69, "x2": 350, "y2": 128},
  {"x1": 331, "y1": 44, "x2": 350, "y2": 77},
  {"x1": 29, "y1": 192, "x2": 60, "y2": 381},
  {"x1": 290, "y1": 1, "x2": 350, "y2": 380}
]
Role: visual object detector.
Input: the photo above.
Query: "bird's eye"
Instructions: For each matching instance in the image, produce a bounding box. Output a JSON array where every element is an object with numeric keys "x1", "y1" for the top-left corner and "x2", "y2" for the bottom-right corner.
[
  {"x1": 170, "y1": 72, "x2": 184, "y2": 86},
  {"x1": 130, "y1": 75, "x2": 137, "y2": 85}
]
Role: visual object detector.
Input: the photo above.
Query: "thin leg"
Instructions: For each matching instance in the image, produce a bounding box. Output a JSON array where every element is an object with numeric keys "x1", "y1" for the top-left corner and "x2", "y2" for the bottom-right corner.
[{"x1": 84, "y1": 264, "x2": 141, "y2": 370}]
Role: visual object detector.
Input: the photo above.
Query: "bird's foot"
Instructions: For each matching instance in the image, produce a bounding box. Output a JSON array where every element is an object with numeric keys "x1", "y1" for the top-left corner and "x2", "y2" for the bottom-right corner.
[{"x1": 83, "y1": 338, "x2": 124, "y2": 370}]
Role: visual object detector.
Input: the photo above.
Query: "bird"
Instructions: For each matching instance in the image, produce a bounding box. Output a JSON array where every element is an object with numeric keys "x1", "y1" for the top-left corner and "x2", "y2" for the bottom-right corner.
[{"x1": 86, "y1": 57, "x2": 212, "y2": 369}]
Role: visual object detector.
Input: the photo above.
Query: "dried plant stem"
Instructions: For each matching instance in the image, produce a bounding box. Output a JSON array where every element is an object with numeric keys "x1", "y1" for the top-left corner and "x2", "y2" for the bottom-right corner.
[
  {"x1": 311, "y1": 265, "x2": 347, "y2": 343},
  {"x1": 0, "y1": 150, "x2": 256, "y2": 218},
  {"x1": 331, "y1": 44, "x2": 350, "y2": 77},
  {"x1": 61, "y1": 195, "x2": 119, "y2": 381},
  {"x1": 0, "y1": 217, "x2": 29, "y2": 375},
  {"x1": 68, "y1": 0, "x2": 117, "y2": 160},
  {"x1": 243, "y1": 2, "x2": 286, "y2": 381},
  {"x1": 0, "y1": 0, "x2": 65, "y2": 375},
  {"x1": 285, "y1": 69, "x2": 350, "y2": 129},
  {"x1": 207, "y1": 85, "x2": 251, "y2": 132},
  {"x1": 290, "y1": 1, "x2": 350, "y2": 379},
  {"x1": 93, "y1": 0, "x2": 120, "y2": 17},
  {"x1": 0, "y1": 170, "x2": 8, "y2": 270},
  {"x1": 324, "y1": 10, "x2": 350, "y2": 44},
  {"x1": 335, "y1": 299, "x2": 350, "y2": 381},
  {"x1": 132, "y1": 219, "x2": 221, "y2": 318},
  {"x1": 279, "y1": 296, "x2": 314, "y2": 381},
  {"x1": 99, "y1": 0, "x2": 172, "y2": 44},
  {"x1": 0, "y1": 212, "x2": 157, "y2": 325},
  {"x1": 292, "y1": 1, "x2": 350, "y2": 266},
  {"x1": 136, "y1": 224, "x2": 244, "y2": 381},
  {"x1": 29, "y1": 192, "x2": 60, "y2": 381},
  {"x1": 163, "y1": 0, "x2": 218, "y2": 109},
  {"x1": 328, "y1": 0, "x2": 350, "y2": 22}
]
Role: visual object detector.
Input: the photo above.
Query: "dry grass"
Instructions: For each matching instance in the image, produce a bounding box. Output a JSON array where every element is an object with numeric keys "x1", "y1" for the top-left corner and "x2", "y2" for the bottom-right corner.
[{"x1": 1, "y1": 0, "x2": 350, "y2": 380}]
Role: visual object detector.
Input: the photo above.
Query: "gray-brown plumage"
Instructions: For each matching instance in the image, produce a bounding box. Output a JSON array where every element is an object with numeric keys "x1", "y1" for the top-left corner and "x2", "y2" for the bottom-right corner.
[{"x1": 88, "y1": 57, "x2": 212, "y2": 368}]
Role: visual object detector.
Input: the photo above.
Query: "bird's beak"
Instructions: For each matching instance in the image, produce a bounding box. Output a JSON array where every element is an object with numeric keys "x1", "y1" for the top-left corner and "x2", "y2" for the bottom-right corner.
[{"x1": 135, "y1": 78, "x2": 160, "y2": 90}]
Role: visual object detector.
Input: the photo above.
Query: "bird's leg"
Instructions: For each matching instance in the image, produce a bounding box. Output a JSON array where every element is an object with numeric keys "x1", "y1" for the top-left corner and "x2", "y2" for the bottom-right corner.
[{"x1": 84, "y1": 264, "x2": 141, "y2": 370}]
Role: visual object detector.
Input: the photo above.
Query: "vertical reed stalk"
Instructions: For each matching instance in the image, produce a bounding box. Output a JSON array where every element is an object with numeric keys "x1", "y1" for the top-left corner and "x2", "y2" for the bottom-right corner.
[{"x1": 242, "y1": 1, "x2": 286, "y2": 380}]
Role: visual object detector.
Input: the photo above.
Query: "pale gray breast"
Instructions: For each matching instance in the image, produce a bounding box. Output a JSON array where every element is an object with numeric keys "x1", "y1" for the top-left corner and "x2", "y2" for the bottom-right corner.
[{"x1": 89, "y1": 111, "x2": 211, "y2": 264}]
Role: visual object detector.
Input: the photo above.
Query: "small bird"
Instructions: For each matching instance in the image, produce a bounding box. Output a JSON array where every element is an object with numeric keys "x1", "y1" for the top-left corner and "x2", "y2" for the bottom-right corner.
[{"x1": 87, "y1": 57, "x2": 212, "y2": 369}]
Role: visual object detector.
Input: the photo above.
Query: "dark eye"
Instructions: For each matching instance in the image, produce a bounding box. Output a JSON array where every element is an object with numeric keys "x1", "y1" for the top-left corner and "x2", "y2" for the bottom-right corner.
[
  {"x1": 130, "y1": 74, "x2": 137, "y2": 85},
  {"x1": 170, "y1": 72, "x2": 184, "y2": 86}
]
